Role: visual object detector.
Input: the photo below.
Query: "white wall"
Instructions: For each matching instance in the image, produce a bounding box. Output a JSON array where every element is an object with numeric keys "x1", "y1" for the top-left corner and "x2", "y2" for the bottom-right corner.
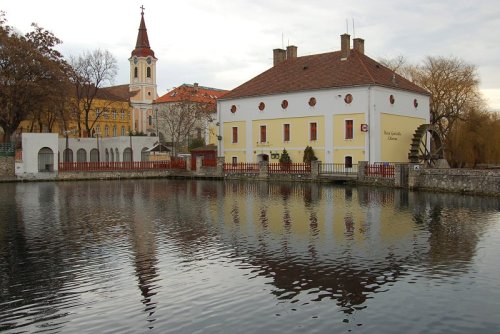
[{"x1": 17, "y1": 133, "x2": 59, "y2": 176}]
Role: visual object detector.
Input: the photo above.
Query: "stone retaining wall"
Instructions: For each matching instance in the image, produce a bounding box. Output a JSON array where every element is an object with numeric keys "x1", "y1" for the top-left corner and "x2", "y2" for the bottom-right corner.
[
  {"x1": 0, "y1": 157, "x2": 14, "y2": 177},
  {"x1": 410, "y1": 168, "x2": 500, "y2": 196}
]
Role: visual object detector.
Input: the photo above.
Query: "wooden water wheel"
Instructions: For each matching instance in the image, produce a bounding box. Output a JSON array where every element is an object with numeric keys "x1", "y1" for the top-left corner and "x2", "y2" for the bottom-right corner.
[{"x1": 408, "y1": 124, "x2": 444, "y2": 166}]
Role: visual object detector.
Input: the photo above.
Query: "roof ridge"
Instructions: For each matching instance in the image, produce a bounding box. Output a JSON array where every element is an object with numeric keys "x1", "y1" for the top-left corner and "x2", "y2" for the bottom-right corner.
[{"x1": 355, "y1": 51, "x2": 376, "y2": 83}]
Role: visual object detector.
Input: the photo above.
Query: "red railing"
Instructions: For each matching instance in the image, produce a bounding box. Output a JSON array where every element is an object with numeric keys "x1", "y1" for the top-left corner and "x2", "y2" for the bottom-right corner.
[
  {"x1": 365, "y1": 163, "x2": 395, "y2": 178},
  {"x1": 223, "y1": 163, "x2": 260, "y2": 173},
  {"x1": 59, "y1": 159, "x2": 186, "y2": 172},
  {"x1": 268, "y1": 163, "x2": 311, "y2": 174}
]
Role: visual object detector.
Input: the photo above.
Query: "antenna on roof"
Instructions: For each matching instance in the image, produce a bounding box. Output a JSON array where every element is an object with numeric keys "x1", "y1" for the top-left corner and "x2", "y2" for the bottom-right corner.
[{"x1": 352, "y1": 18, "x2": 355, "y2": 38}]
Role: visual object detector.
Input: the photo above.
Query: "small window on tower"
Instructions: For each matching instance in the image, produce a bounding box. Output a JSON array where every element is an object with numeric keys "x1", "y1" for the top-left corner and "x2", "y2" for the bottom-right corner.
[
  {"x1": 147, "y1": 67, "x2": 151, "y2": 78},
  {"x1": 134, "y1": 67, "x2": 138, "y2": 78}
]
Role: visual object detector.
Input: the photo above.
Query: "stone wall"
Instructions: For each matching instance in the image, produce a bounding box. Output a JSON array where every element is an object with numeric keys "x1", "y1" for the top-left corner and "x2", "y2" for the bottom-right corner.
[
  {"x1": 410, "y1": 168, "x2": 500, "y2": 196},
  {"x1": 56, "y1": 170, "x2": 177, "y2": 181},
  {"x1": 0, "y1": 157, "x2": 14, "y2": 177}
]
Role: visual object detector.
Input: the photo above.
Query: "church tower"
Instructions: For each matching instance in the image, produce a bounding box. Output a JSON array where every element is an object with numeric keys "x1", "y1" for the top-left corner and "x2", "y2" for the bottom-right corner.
[{"x1": 129, "y1": 6, "x2": 158, "y2": 135}]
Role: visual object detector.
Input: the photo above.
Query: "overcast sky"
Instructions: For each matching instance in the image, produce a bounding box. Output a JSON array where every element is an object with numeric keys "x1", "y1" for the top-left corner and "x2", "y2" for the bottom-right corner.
[{"x1": 3, "y1": 0, "x2": 500, "y2": 110}]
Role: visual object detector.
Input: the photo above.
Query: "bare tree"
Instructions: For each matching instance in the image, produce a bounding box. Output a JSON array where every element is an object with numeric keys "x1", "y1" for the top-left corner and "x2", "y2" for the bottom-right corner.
[
  {"x1": 413, "y1": 56, "x2": 483, "y2": 141},
  {"x1": 69, "y1": 49, "x2": 117, "y2": 137},
  {"x1": 157, "y1": 100, "x2": 214, "y2": 156}
]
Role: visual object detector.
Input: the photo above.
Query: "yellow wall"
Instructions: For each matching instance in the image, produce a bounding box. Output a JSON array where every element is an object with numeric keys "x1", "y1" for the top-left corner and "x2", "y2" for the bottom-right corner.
[
  {"x1": 380, "y1": 113, "x2": 426, "y2": 162},
  {"x1": 224, "y1": 121, "x2": 247, "y2": 163},
  {"x1": 252, "y1": 116, "x2": 325, "y2": 163}
]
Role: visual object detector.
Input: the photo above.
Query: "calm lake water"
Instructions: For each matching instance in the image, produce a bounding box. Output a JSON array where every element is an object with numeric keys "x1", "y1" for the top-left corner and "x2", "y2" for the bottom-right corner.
[{"x1": 0, "y1": 179, "x2": 499, "y2": 333}]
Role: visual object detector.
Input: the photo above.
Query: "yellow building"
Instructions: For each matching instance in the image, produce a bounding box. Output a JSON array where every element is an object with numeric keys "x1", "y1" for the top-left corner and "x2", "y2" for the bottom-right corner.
[{"x1": 217, "y1": 35, "x2": 430, "y2": 164}]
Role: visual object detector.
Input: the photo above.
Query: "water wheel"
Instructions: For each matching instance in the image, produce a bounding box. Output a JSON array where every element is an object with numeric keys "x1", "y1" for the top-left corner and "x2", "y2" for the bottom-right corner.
[{"x1": 408, "y1": 124, "x2": 444, "y2": 166}]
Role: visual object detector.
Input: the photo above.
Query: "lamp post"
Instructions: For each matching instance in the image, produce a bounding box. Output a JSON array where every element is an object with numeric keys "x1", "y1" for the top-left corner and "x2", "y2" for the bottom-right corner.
[
  {"x1": 129, "y1": 128, "x2": 133, "y2": 162},
  {"x1": 93, "y1": 132, "x2": 100, "y2": 163}
]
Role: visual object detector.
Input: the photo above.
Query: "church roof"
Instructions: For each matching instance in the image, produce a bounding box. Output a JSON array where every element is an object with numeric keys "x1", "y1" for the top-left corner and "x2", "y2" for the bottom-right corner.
[
  {"x1": 221, "y1": 49, "x2": 429, "y2": 100},
  {"x1": 131, "y1": 9, "x2": 155, "y2": 58}
]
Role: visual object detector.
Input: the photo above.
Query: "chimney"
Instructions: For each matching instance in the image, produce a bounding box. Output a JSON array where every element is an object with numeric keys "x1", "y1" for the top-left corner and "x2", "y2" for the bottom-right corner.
[
  {"x1": 286, "y1": 45, "x2": 297, "y2": 60},
  {"x1": 273, "y1": 48, "x2": 286, "y2": 66},
  {"x1": 193, "y1": 82, "x2": 199, "y2": 92},
  {"x1": 340, "y1": 33, "x2": 351, "y2": 59},
  {"x1": 353, "y1": 38, "x2": 365, "y2": 54}
]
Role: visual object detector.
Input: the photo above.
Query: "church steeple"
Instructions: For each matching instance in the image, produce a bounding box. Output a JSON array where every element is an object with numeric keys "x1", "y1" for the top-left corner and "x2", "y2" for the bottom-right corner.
[{"x1": 131, "y1": 6, "x2": 155, "y2": 58}]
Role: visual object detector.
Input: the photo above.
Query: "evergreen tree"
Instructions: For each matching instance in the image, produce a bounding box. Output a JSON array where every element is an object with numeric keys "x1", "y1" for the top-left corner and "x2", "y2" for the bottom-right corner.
[
  {"x1": 303, "y1": 146, "x2": 318, "y2": 163},
  {"x1": 279, "y1": 148, "x2": 292, "y2": 164}
]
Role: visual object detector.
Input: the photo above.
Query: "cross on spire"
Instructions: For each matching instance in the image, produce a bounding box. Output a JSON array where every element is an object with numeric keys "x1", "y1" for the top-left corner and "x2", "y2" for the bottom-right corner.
[{"x1": 140, "y1": 5, "x2": 145, "y2": 14}]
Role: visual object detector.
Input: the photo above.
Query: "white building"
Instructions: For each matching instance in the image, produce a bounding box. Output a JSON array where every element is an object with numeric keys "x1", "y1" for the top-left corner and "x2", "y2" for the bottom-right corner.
[{"x1": 217, "y1": 34, "x2": 430, "y2": 164}]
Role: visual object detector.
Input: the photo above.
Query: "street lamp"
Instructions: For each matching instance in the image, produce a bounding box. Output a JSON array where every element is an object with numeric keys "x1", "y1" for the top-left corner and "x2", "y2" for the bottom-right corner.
[
  {"x1": 128, "y1": 128, "x2": 133, "y2": 162},
  {"x1": 93, "y1": 132, "x2": 100, "y2": 163},
  {"x1": 63, "y1": 129, "x2": 71, "y2": 163}
]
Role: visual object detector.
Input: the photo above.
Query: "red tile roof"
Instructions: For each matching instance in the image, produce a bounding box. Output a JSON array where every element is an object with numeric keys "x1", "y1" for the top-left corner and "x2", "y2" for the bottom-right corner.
[
  {"x1": 154, "y1": 84, "x2": 228, "y2": 104},
  {"x1": 131, "y1": 12, "x2": 155, "y2": 58},
  {"x1": 221, "y1": 50, "x2": 429, "y2": 100}
]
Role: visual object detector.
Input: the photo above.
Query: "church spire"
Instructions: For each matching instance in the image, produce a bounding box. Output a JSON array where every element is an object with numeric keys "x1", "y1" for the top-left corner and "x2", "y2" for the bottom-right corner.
[{"x1": 131, "y1": 6, "x2": 155, "y2": 58}]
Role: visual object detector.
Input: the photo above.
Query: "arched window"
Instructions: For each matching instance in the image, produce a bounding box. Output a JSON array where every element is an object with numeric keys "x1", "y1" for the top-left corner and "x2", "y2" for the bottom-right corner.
[
  {"x1": 38, "y1": 147, "x2": 54, "y2": 172},
  {"x1": 90, "y1": 149, "x2": 99, "y2": 162},
  {"x1": 110, "y1": 149, "x2": 114, "y2": 162},
  {"x1": 123, "y1": 147, "x2": 132, "y2": 162},
  {"x1": 77, "y1": 148, "x2": 87, "y2": 162},
  {"x1": 134, "y1": 67, "x2": 138, "y2": 78},
  {"x1": 105, "y1": 149, "x2": 109, "y2": 162},
  {"x1": 115, "y1": 148, "x2": 120, "y2": 162},
  {"x1": 147, "y1": 66, "x2": 151, "y2": 78},
  {"x1": 63, "y1": 148, "x2": 73, "y2": 162}
]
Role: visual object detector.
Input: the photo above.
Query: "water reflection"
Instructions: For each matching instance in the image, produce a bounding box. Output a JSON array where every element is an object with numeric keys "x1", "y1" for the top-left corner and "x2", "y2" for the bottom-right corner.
[{"x1": 0, "y1": 180, "x2": 499, "y2": 333}]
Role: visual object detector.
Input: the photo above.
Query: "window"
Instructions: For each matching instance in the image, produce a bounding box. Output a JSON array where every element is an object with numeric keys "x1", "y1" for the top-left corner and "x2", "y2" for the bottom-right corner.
[
  {"x1": 345, "y1": 120, "x2": 353, "y2": 139},
  {"x1": 260, "y1": 125, "x2": 267, "y2": 143},
  {"x1": 310, "y1": 122, "x2": 317, "y2": 141},
  {"x1": 95, "y1": 125, "x2": 100, "y2": 135},
  {"x1": 104, "y1": 108, "x2": 109, "y2": 119},
  {"x1": 232, "y1": 156, "x2": 238, "y2": 165},
  {"x1": 121, "y1": 126, "x2": 126, "y2": 136},
  {"x1": 147, "y1": 67, "x2": 151, "y2": 78},
  {"x1": 112, "y1": 109, "x2": 117, "y2": 119},
  {"x1": 121, "y1": 109, "x2": 125, "y2": 120},
  {"x1": 113, "y1": 125, "x2": 117, "y2": 137},
  {"x1": 148, "y1": 115, "x2": 152, "y2": 126},
  {"x1": 345, "y1": 156, "x2": 353, "y2": 168},
  {"x1": 283, "y1": 124, "x2": 290, "y2": 142},
  {"x1": 232, "y1": 127, "x2": 238, "y2": 143},
  {"x1": 134, "y1": 67, "x2": 138, "y2": 78},
  {"x1": 95, "y1": 108, "x2": 100, "y2": 118},
  {"x1": 104, "y1": 125, "x2": 109, "y2": 137}
]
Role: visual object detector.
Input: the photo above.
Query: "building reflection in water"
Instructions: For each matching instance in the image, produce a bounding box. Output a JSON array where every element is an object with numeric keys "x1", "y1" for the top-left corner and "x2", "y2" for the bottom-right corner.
[{"x1": 189, "y1": 181, "x2": 498, "y2": 314}]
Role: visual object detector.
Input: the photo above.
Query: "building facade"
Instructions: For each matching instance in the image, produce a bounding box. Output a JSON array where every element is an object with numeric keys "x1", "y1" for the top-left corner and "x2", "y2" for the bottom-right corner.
[{"x1": 217, "y1": 34, "x2": 430, "y2": 164}]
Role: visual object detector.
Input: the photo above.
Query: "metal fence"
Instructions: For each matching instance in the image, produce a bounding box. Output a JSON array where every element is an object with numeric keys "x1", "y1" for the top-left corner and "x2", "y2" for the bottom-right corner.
[
  {"x1": 223, "y1": 163, "x2": 260, "y2": 173},
  {"x1": 365, "y1": 163, "x2": 396, "y2": 178},
  {"x1": 319, "y1": 163, "x2": 358, "y2": 175},
  {"x1": 268, "y1": 163, "x2": 311, "y2": 174},
  {"x1": 0, "y1": 143, "x2": 15, "y2": 157},
  {"x1": 59, "y1": 159, "x2": 186, "y2": 172}
]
